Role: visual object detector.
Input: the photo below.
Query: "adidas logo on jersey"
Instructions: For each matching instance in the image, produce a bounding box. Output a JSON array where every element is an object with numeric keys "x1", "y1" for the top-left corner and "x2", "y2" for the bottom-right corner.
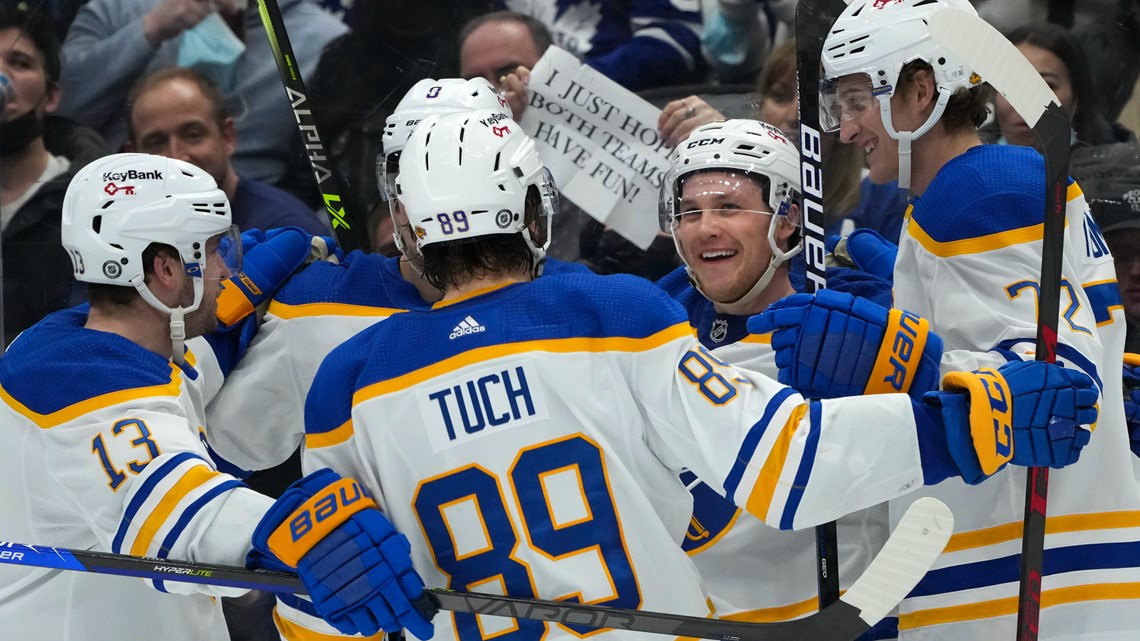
[{"x1": 450, "y1": 316, "x2": 486, "y2": 339}]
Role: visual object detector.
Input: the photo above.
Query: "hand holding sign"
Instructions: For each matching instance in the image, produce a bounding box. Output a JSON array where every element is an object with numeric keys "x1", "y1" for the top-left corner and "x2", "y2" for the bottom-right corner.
[{"x1": 519, "y1": 46, "x2": 674, "y2": 250}]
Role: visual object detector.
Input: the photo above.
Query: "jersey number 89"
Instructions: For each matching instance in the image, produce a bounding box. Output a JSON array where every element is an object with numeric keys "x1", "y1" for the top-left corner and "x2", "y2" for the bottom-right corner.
[{"x1": 413, "y1": 434, "x2": 641, "y2": 641}]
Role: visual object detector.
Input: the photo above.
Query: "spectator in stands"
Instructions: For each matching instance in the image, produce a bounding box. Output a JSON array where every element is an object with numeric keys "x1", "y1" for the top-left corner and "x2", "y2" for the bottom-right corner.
[
  {"x1": 659, "y1": 40, "x2": 909, "y2": 243},
  {"x1": 57, "y1": 0, "x2": 345, "y2": 185},
  {"x1": 459, "y1": 11, "x2": 550, "y2": 117},
  {"x1": 126, "y1": 67, "x2": 328, "y2": 235},
  {"x1": 458, "y1": 13, "x2": 588, "y2": 262},
  {"x1": 0, "y1": 4, "x2": 106, "y2": 347},
  {"x1": 494, "y1": 0, "x2": 705, "y2": 90},
  {"x1": 1089, "y1": 168, "x2": 1140, "y2": 352},
  {"x1": 1074, "y1": 0, "x2": 1140, "y2": 136},
  {"x1": 699, "y1": 0, "x2": 792, "y2": 83},
  {"x1": 994, "y1": 23, "x2": 1132, "y2": 152}
]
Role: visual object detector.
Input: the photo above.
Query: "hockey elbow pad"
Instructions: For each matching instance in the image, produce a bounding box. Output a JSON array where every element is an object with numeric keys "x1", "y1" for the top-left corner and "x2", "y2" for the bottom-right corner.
[
  {"x1": 249, "y1": 469, "x2": 437, "y2": 638},
  {"x1": 216, "y1": 227, "x2": 337, "y2": 327},
  {"x1": 925, "y1": 361, "x2": 1098, "y2": 484},
  {"x1": 748, "y1": 289, "x2": 942, "y2": 400}
]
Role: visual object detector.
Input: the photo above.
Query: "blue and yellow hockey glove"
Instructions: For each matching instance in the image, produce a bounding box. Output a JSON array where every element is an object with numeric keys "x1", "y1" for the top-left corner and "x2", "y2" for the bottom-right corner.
[
  {"x1": 826, "y1": 229, "x2": 898, "y2": 281},
  {"x1": 925, "y1": 361, "x2": 1098, "y2": 484},
  {"x1": 249, "y1": 469, "x2": 436, "y2": 638},
  {"x1": 748, "y1": 289, "x2": 942, "y2": 400},
  {"x1": 1124, "y1": 353, "x2": 1140, "y2": 458},
  {"x1": 216, "y1": 227, "x2": 340, "y2": 327}
]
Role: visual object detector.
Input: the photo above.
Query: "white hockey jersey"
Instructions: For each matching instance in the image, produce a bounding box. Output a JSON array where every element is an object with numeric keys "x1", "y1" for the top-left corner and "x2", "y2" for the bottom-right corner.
[
  {"x1": 281, "y1": 271, "x2": 942, "y2": 639},
  {"x1": 0, "y1": 307, "x2": 275, "y2": 641},
  {"x1": 205, "y1": 253, "x2": 588, "y2": 472},
  {"x1": 659, "y1": 266, "x2": 893, "y2": 636},
  {"x1": 890, "y1": 145, "x2": 1140, "y2": 640},
  {"x1": 205, "y1": 252, "x2": 426, "y2": 470}
]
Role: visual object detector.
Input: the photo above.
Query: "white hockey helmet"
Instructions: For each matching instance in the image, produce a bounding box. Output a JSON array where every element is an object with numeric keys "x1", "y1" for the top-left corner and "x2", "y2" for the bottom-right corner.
[
  {"x1": 379, "y1": 77, "x2": 513, "y2": 201},
  {"x1": 62, "y1": 153, "x2": 240, "y2": 358},
  {"x1": 820, "y1": 0, "x2": 981, "y2": 188},
  {"x1": 659, "y1": 119, "x2": 802, "y2": 312},
  {"x1": 395, "y1": 109, "x2": 556, "y2": 272}
]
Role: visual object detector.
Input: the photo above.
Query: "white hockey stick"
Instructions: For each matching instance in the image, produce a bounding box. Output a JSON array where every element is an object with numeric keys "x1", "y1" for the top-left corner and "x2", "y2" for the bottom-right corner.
[
  {"x1": 0, "y1": 497, "x2": 952, "y2": 641},
  {"x1": 927, "y1": 11, "x2": 1071, "y2": 641}
]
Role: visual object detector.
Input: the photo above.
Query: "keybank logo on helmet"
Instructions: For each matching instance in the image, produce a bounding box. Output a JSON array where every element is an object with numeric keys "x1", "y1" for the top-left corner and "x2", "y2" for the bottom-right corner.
[
  {"x1": 479, "y1": 112, "x2": 509, "y2": 127},
  {"x1": 101, "y1": 170, "x2": 163, "y2": 181}
]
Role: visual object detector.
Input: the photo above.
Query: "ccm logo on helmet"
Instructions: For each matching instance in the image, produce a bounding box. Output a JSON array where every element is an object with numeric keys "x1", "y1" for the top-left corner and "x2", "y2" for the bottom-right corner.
[
  {"x1": 686, "y1": 137, "x2": 724, "y2": 148},
  {"x1": 101, "y1": 170, "x2": 163, "y2": 181}
]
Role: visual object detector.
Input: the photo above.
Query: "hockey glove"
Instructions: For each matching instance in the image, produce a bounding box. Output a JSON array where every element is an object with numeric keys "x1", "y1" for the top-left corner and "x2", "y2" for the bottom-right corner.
[
  {"x1": 1124, "y1": 353, "x2": 1140, "y2": 458},
  {"x1": 248, "y1": 469, "x2": 436, "y2": 638},
  {"x1": 925, "y1": 361, "x2": 1098, "y2": 484},
  {"x1": 216, "y1": 227, "x2": 341, "y2": 327},
  {"x1": 826, "y1": 229, "x2": 898, "y2": 281},
  {"x1": 748, "y1": 289, "x2": 943, "y2": 400}
]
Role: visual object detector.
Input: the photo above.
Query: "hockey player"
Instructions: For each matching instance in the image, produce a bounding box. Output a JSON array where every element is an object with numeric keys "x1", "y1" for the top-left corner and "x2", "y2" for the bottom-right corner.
[
  {"x1": 205, "y1": 77, "x2": 585, "y2": 474},
  {"x1": 0, "y1": 153, "x2": 434, "y2": 641},
  {"x1": 655, "y1": 119, "x2": 892, "y2": 633},
  {"x1": 288, "y1": 109, "x2": 1100, "y2": 639},
  {"x1": 752, "y1": 0, "x2": 1140, "y2": 638}
]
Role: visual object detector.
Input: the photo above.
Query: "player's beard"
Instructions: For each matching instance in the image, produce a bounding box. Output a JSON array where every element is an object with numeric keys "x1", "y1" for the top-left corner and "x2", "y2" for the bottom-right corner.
[{"x1": 177, "y1": 277, "x2": 220, "y2": 338}]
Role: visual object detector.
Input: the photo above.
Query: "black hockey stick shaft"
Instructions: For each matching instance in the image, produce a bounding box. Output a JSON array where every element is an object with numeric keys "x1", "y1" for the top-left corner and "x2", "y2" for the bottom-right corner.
[
  {"x1": 0, "y1": 542, "x2": 863, "y2": 641},
  {"x1": 795, "y1": 0, "x2": 849, "y2": 610},
  {"x1": 1016, "y1": 102, "x2": 1071, "y2": 641},
  {"x1": 0, "y1": 497, "x2": 954, "y2": 641},
  {"x1": 255, "y1": 0, "x2": 370, "y2": 253},
  {"x1": 922, "y1": 12, "x2": 1075, "y2": 638}
]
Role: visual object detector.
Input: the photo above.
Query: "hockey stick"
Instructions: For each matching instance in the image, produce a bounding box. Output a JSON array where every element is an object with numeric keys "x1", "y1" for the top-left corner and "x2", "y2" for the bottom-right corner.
[
  {"x1": 927, "y1": 11, "x2": 1071, "y2": 641},
  {"x1": 795, "y1": 0, "x2": 851, "y2": 611},
  {"x1": 255, "y1": 0, "x2": 370, "y2": 252},
  {"x1": 0, "y1": 497, "x2": 952, "y2": 641}
]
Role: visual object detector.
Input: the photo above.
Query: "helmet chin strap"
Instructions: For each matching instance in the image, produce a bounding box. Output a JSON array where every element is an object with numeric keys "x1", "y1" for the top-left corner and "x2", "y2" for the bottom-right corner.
[
  {"x1": 878, "y1": 89, "x2": 951, "y2": 190},
  {"x1": 132, "y1": 275, "x2": 205, "y2": 366}
]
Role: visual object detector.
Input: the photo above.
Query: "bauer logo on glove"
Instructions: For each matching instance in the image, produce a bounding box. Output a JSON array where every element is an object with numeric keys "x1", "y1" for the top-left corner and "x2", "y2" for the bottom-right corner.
[
  {"x1": 747, "y1": 290, "x2": 943, "y2": 401},
  {"x1": 267, "y1": 477, "x2": 377, "y2": 567}
]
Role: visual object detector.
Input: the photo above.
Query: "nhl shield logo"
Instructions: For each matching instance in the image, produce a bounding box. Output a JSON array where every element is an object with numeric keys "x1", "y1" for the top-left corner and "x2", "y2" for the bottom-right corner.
[
  {"x1": 710, "y1": 318, "x2": 728, "y2": 343},
  {"x1": 102, "y1": 260, "x2": 122, "y2": 279}
]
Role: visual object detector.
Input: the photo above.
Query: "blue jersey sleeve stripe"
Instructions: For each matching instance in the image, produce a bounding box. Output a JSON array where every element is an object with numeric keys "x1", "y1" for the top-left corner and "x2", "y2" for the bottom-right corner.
[
  {"x1": 910, "y1": 540, "x2": 1140, "y2": 598},
  {"x1": 779, "y1": 401, "x2": 823, "y2": 529},
  {"x1": 155, "y1": 478, "x2": 246, "y2": 559},
  {"x1": 112, "y1": 452, "x2": 206, "y2": 554},
  {"x1": 151, "y1": 478, "x2": 244, "y2": 593},
  {"x1": 724, "y1": 387, "x2": 797, "y2": 498},
  {"x1": 1084, "y1": 281, "x2": 1123, "y2": 325},
  {"x1": 994, "y1": 339, "x2": 1103, "y2": 391}
]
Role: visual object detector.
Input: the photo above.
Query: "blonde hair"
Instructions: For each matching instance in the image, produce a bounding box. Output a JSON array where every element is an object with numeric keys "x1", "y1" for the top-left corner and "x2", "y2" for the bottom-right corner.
[{"x1": 756, "y1": 40, "x2": 863, "y2": 224}]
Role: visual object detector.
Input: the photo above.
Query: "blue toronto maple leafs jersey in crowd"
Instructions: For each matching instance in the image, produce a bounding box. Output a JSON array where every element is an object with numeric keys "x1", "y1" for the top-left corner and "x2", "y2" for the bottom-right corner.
[{"x1": 498, "y1": 0, "x2": 705, "y2": 89}]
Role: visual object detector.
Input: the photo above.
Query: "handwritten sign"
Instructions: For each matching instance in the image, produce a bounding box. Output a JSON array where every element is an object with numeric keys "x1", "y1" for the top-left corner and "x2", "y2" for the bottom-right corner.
[{"x1": 521, "y1": 47, "x2": 671, "y2": 250}]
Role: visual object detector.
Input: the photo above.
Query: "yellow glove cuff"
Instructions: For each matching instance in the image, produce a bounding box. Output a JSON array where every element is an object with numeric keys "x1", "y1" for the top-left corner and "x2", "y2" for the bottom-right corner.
[{"x1": 941, "y1": 368, "x2": 1014, "y2": 475}]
